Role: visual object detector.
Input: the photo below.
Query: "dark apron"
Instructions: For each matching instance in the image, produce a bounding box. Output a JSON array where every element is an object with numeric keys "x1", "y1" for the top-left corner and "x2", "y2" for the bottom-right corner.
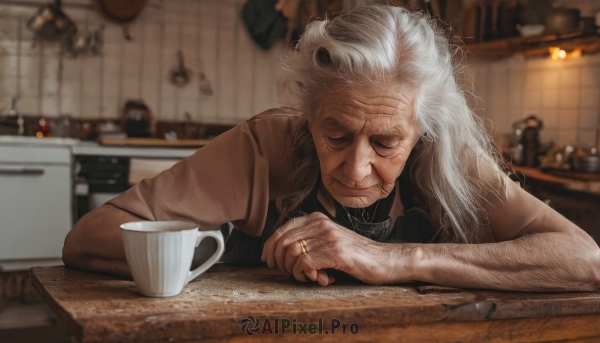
[{"x1": 221, "y1": 168, "x2": 436, "y2": 268}]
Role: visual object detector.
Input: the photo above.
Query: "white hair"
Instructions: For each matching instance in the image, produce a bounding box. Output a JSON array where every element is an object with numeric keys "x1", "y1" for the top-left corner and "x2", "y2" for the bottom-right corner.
[{"x1": 277, "y1": 5, "x2": 506, "y2": 243}]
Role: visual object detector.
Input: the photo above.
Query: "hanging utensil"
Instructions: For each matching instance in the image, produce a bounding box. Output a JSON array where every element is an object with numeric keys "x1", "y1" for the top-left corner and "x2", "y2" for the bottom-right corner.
[
  {"x1": 91, "y1": 23, "x2": 105, "y2": 55},
  {"x1": 73, "y1": 25, "x2": 93, "y2": 55},
  {"x1": 27, "y1": 0, "x2": 77, "y2": 41},
  {"x1": 170, "y1": 51, "x2": 191, "y2": 87},
  {"x1": 198, "y1": 72, "x2": 213, "y2": 96},
  {"x1": 62, "y1": 22, "x2": 105, "y2": 58}
]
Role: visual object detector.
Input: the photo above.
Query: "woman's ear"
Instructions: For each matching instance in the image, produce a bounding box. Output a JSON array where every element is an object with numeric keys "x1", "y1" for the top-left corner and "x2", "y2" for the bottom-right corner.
[{"x1": 414, "y1": 138, "x2": 424, "y2": 150}]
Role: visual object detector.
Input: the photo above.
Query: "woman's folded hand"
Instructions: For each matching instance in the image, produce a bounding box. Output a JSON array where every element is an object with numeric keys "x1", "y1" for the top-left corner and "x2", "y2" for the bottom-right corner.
[{"x1": 260, "y1": 212, "x2": 397, "y2": 286}]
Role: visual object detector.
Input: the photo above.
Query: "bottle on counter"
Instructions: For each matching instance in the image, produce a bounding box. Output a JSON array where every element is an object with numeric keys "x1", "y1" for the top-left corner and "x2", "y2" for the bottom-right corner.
[
  {"x1": 35, "y1": 118, "x2": 52, "y2": 138},
  {"x1": 513, "y1": 115, "x2": 543, "y2": 167}
]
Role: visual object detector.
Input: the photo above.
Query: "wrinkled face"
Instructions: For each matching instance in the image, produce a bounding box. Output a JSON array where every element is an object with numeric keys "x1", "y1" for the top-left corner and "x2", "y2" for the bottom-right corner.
[{"x1": 310, "y1": 81, "x2": 420, "y2": 208}]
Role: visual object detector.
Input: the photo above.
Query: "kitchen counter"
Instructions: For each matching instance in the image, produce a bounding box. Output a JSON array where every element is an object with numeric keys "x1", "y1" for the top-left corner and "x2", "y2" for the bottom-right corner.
[
  {"x1": 0, "y1": 135, "x2": 80, "y2": 146},
  {"x1": 72, "y1": 142, "x2": 198, "y2": 159},
  {"x1": 31, "y1": 264, "x2": 600, "y2": 343},
  {"x1": 515, "y1": 166, "x2": 600, "y2": 198},
  {"x1": 0, "y1": 136, "x2": 201, "y2": 159}
]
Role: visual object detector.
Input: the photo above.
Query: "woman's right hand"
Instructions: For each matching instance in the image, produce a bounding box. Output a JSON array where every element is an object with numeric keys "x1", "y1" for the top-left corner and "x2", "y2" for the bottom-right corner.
[{"x1": 260, "y1": 212, "x2": 397, "y2": 286}]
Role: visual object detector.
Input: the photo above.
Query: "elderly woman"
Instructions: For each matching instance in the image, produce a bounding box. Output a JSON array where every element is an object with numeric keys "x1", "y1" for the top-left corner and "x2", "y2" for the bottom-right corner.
[{"x1": 63, "y1": 5, "x2": 600, "y2": 291}]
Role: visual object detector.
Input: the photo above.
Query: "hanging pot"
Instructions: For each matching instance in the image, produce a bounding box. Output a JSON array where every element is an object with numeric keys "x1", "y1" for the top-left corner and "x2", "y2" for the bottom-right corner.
[{"x1": 94, "y1": 0, "x2": 147, "y2": 41}]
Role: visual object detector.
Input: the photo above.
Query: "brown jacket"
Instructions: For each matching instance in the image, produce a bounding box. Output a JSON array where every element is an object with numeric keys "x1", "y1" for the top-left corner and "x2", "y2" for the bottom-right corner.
[{"x1": 108, "y1": 108, "x2": 547, "y2": 241}]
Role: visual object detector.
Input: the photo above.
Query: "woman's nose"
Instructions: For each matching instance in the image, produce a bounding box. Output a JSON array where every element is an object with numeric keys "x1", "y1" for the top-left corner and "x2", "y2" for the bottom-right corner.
[{"x1": 343, "y1": 142, "x2": 372, "y2": 182}]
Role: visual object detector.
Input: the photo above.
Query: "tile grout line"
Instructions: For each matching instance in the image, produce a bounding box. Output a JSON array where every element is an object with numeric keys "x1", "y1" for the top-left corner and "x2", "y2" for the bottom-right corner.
[
  {"x1": 156, "y1": 7, "x2": 165, "y2": 121},
  {"x1": 57, "y1": 42, "x2": 63, "y2": 117},
  {"x1": 215, "y1": 1, "x2": 221, "y2": 121},
  {"x1": 78, "y1": 44, "x2": 83, "y2": 118},
  {"x1": 578, "y1": 64, "x2": 583, "y2": 144},
  {"x1": 15, "y1": 18, "x2": 20, "y2": 100},
  {"x1": 196, "y1": 0, "x2": 202, "y2": 121},
  {"x1": 174, "y1": 0, "x2": 187, "y2": 121},
  {"x1": 233, "y1": 1, "x2": 239, "y2": 121},
  {"x1": 38, "y1": 41, "x2": 44, "y2": 116},
  {"x1": 138, "y1": 15, "x2": 146, "y2": 100},
  {"x1": 98, "y1": 31, "x2": 104, "y2": 119},
  {"x1": 117, "y1": 23, "x2": 125, "y2": 119},
  {"x1": 251, "y1": 40, "x2": 256, "y2": 115}
]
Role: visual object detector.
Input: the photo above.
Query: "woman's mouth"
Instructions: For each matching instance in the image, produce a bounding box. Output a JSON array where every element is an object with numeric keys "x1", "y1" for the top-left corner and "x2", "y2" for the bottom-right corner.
[{"x1": 333, "y1": 178, "x2": 376, "y2": 190}]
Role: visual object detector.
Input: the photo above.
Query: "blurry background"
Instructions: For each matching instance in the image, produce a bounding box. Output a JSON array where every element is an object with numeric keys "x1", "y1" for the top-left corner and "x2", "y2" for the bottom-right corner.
[
  {"x1": 467, "y1": 0, "x2": 600, "y2": 148},
  {"x1": 0, "y1": 0, "x2": 285, "y2": 124},
  {"x1": 1, "y1": 0, "x2": 600, "y2": 342}
]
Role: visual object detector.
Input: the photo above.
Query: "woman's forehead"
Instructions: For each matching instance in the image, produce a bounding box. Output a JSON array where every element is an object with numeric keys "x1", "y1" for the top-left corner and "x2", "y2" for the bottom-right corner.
[
  {"x1": 321, "y1": 115, "x2": 408, "y2": 137},
  {"x1": 319, "y1": 82, "x2": 414, "y2": 116},
  {"x1": 317, "y1": 82, "x2": 416, "y2": 132}
]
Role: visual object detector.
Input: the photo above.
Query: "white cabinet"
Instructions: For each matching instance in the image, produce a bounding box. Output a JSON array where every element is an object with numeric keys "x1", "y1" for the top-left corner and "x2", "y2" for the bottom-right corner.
[{"x1": 0, "y1": 145, "x2": 71, "y2": 260}]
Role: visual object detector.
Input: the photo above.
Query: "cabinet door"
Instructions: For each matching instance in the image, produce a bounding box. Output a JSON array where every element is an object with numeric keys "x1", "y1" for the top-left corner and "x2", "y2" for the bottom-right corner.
[{"x1": 0, "y1": 164, "x2": 71, "y2": 260}]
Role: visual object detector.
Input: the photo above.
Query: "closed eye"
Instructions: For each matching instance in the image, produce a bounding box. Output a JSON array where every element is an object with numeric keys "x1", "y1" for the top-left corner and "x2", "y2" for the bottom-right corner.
[
  {"x1": 373, "y1": 141, "x2": 397, "y2": 149},
  {"x1": 372, "y1": 140, "x2": 399, "y2": 156},
  {"x1": 325, "y1": 135, "x2": 351, "y2": 149}
]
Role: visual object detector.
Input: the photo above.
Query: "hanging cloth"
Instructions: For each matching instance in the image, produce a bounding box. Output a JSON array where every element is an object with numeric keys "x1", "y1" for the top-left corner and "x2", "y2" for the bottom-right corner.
[{"x1": 241, "y1": 0, "x2": 287, "y2": 49}]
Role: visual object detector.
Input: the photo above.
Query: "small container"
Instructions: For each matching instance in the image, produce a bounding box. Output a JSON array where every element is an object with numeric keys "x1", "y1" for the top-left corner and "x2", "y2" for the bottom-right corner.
[
  {"x1": 546, "y1": 8, "x2": 581, "y2": 34},
  {"x1": 573, "y1": 155, "x2": 600, "y2": 173},
  {"x1": 573, "y1": 146, "x2": 600, "y2": 173},
  {"x1": 517, "y1": 24, "x2": 546, "y2": 37}
]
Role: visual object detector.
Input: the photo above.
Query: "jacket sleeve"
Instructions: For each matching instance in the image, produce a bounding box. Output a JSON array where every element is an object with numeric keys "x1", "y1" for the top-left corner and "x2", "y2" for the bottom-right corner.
[
  {"x1": 106, "y1": 119, "x2": 271, "y2": 237},
  {"x1": 485, "y1": 171, "x2": 550, "y2": 242}
]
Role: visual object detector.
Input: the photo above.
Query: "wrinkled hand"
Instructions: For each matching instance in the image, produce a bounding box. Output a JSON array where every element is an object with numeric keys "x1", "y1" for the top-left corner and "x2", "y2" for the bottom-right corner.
[{"x1": 260, "y1": 212, "x2": 391, "y2": 286}]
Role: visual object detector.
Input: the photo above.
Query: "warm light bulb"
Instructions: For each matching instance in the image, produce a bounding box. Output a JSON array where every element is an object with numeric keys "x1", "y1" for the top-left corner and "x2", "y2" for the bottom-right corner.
[
  {"x1": 549, "y1": 47, "x2": 581, "y2": 60},
  {"x1": 549, "y1": 47, "x2": 567, "y2": 60},
  {"x1": 558, "y1": 50, "x2": 567, "y2": 59}
]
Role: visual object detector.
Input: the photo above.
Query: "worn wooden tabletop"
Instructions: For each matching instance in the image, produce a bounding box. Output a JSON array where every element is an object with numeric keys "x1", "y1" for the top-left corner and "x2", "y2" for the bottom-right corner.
[{"x1": 30, "y1": 264, "x2": 600, "y2": 343}]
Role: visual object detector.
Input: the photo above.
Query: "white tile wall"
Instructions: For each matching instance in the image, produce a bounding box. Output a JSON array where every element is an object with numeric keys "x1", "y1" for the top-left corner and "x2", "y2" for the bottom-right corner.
[
  {"x1": 0, "y1": 0, "x2": 287, "y2": 124},
  {"x1": 470, "y1": 53, "x2": 600, "y2": 147}
]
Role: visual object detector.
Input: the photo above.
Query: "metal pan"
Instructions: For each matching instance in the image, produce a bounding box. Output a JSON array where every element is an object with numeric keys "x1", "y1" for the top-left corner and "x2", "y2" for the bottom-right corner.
[{"x1": 94, "y1": 0, "x2": 146, "y2": 40}]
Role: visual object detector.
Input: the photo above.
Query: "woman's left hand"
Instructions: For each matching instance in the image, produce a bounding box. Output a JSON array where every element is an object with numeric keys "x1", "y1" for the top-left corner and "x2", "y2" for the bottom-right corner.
[{"x1": 260, "y1": 212, "x2": 397, "y2": 286}]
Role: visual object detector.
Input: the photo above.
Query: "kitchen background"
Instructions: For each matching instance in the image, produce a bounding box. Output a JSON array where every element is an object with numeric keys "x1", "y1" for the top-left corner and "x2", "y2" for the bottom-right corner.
[
  {"x1": 1, "y1": 0, "x2": 600, "y2": 342},
  {"x1": 0, "y1": 0, "x2": 285, "y2": 124},
  {"x1": 470, "y1": 39, "x2": 600, "y2": 147},
  {"x1": 0, "y1": 0, "x2": 372, "y2": 125},
  {"x1": 1, "y1": 0, "x2": 599, "y2": 142}
]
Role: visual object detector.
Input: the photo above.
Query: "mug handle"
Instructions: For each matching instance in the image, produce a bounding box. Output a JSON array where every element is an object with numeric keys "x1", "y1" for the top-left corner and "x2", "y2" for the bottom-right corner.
[{"x1": 185, "y1": 230, "x2": 225, "y2": 286}]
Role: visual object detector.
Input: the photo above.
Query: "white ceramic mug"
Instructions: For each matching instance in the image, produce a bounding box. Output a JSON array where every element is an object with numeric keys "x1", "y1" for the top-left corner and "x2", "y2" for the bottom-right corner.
[{"x1": 120, "y1": 221, "x2": 225, "y2": 297}]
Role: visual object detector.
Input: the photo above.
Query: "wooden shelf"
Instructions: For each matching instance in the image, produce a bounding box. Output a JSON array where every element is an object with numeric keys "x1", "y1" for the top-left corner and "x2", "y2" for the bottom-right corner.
[{"x1": 463, "y1": 31, "x2": 600, "y2": 59}]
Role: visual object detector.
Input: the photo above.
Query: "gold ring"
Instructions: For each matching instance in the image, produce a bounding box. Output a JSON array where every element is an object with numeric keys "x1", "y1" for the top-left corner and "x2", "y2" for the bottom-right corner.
[{"x1": 300, "y1": 239, "x2": 309, "y2": 254}]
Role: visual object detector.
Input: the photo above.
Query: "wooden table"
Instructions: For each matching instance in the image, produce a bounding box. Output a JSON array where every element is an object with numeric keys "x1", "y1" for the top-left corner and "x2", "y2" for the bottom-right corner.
[{"x1": 31, "y1": 265, "x2": 600, "y2": 343}]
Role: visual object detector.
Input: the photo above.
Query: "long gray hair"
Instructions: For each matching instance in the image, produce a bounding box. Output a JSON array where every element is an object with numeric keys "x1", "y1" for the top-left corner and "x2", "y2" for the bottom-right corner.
[{"x1": 276, "y1": 5, "x2": 507, "y2": 243}]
